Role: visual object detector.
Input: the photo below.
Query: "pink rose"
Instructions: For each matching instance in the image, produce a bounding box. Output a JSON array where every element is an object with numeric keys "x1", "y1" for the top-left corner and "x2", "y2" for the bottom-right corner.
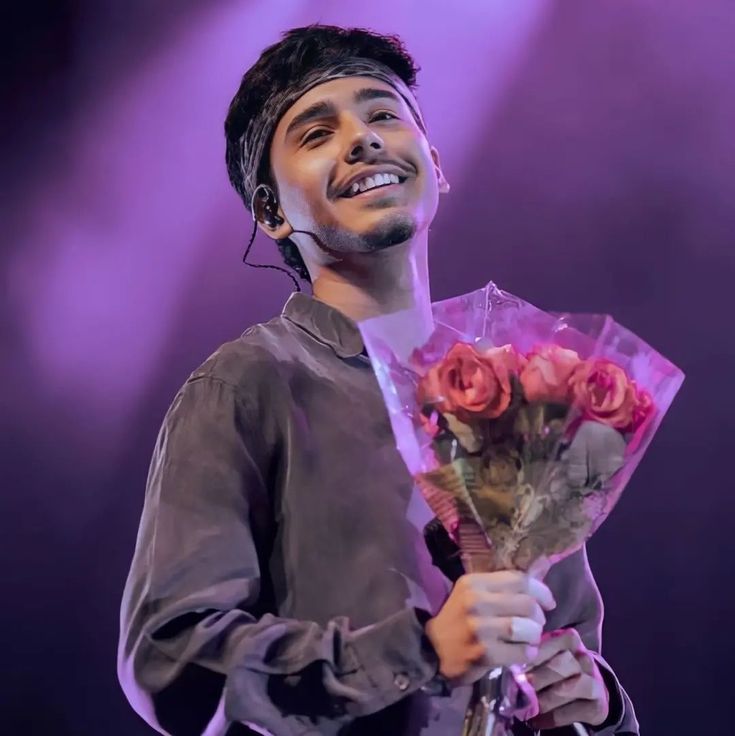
[
  {"x1": 624, "y1": 384, "x2": 656, "y2": 453},
  {"x1": 417, "y1": 342, "x2": 512, "y2": 421},
  {"x1": 569, "y1": 359, "x2": 637, "y2": 429},
  {"x1": 519, "y1": 345, "x2": 582, "y2": 403},
  {"x1": 481, "y1": 344, "x2": 528, "y2": 375},
  {"x1": 627, "y1": 385, "x2": 654, "y2": 433}
]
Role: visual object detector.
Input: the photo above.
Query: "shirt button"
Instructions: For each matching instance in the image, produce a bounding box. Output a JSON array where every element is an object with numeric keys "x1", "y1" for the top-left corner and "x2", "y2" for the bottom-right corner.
[{"x1": 394, "y1": 672, "x2": 411, "y2": 691}]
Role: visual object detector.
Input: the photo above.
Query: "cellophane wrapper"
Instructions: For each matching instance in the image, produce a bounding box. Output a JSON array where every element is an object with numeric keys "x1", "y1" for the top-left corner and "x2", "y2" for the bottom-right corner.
[{"x1": 358, "y1": 281, "x2": 685, "y2": 574}]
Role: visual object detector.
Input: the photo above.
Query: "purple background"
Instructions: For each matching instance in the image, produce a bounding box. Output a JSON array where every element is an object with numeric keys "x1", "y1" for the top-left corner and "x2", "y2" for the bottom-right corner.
[{"x1": 2, "y1": 1, "x2": 733, "y2": 733}]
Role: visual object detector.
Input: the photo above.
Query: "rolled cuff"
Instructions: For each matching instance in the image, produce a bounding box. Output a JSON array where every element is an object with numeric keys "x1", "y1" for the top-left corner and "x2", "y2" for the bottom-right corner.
[{"x1": 348, "y1": 606, "x2": 441, "y2": 713}]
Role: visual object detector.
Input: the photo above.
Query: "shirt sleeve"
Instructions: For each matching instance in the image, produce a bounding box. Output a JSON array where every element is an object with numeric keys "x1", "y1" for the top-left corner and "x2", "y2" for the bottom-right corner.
[
  {"x1": 117, "y1": 375, "x2": 440, "y2": 736},
  {"x1": 544, "y1": 547, "x2": 640, "y2": 735}
]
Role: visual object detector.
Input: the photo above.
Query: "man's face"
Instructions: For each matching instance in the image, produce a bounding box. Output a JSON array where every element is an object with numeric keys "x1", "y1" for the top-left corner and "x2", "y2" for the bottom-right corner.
[{"x1": 268, "y1": 76, "x2": 445, "y2": 255}]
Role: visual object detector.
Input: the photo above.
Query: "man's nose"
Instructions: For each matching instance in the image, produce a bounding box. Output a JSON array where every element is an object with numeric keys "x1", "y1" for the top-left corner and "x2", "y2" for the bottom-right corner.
[{"x1": 344, "y1": 123, "x2": 384, "y2": 164}]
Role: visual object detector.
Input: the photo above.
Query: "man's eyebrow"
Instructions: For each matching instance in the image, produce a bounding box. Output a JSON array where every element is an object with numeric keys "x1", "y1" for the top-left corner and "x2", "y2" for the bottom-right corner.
[
  {"x1": 353, "y1": 87, "x2": 402, "y2": 105},
  {"x1": 284, "y1": 89, "x2": 402, "y2": 140},
  {"x1": 285, "y1": 100, "x2": 337, "y2": 139}
]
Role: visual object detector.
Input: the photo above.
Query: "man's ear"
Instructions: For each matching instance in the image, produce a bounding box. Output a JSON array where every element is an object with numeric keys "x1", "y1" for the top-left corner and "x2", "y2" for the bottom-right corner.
[
  {"x1": 252, "y1": 191, "x2": 293, "y2": 241},
  {"x1": 430, "y1": 146, "x2": 450, "y2": 194}
]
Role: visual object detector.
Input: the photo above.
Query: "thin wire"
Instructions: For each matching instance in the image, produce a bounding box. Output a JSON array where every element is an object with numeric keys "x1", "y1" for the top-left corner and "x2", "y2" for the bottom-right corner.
[{"x1": 241, "y1": 216, "x2": 302, "y2": 292}]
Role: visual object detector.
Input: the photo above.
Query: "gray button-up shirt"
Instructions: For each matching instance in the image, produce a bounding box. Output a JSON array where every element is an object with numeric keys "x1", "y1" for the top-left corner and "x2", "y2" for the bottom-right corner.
[{"x1": 118, "y1": 292, "x2": 638, "y2": 736}]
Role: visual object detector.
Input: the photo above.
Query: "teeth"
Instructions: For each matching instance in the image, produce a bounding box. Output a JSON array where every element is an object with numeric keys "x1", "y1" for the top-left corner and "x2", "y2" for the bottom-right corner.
[{"x1": 346, "y1": 172, "x2": 402, "y2": 196}]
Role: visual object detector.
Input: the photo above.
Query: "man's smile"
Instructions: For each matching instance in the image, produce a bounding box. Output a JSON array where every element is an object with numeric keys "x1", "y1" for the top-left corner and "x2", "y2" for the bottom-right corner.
[{"x1": 333, "y1": 162, "x2": 412, "y2": 199}]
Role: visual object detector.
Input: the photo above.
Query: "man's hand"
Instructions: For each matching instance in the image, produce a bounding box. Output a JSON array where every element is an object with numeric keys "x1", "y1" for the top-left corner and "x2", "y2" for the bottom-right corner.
[
  {"x1": 424, "y1": 564, "x2": 556, "y2": 686},
  {"x1": 525, "y1": 628, "x2": 609, "y2": 731}
]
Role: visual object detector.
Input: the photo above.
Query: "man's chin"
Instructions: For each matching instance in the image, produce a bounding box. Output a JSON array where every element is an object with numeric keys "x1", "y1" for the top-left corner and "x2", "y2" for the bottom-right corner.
[
  {"x1": 360, "y1": 212, "x2": 417, "y2": 252},
  {"x1": 317, "y1": 210, "x2": 418, "y2": 254}
]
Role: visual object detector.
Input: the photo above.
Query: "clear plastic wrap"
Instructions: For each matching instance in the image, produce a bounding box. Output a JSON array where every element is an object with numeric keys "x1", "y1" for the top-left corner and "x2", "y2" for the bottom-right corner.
[{"x1": 358, "y1": 281, "x2": 684, "y2": 735}]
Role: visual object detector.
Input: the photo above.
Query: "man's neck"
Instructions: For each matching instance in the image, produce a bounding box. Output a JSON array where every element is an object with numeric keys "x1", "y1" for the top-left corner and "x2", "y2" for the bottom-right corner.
[
  {"x1": 310, "y1": 236, "x2": 436, "y2": 361},
  {"x1": 310, "y1": 237, "x2": 431, "y2": 324}
]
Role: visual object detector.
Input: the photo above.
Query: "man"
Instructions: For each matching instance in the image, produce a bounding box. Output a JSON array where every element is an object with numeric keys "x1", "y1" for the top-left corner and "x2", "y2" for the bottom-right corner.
[{"x1": 118, "y1": 25, "x2": 639, "y2": 736}]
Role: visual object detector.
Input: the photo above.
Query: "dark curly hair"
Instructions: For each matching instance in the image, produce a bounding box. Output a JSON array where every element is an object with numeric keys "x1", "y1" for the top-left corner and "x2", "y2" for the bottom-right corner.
[{"x1": 224, "y1": 25, "x2": 420, "y2": 282}]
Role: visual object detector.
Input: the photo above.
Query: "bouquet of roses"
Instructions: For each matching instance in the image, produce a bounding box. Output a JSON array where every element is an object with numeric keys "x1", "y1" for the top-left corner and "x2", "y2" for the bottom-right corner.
[{"x1": 358, "y1": 282, "x2": 684, "y2": 736}]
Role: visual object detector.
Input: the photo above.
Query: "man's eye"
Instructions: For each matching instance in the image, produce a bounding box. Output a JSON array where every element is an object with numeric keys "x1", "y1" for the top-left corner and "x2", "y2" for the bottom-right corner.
[
  {"x1": 302, "y1": 128, "x2": 330, "y2": 145},
  {"x1": 370, "y1": 111, "x2": 398, "y2": 122}
]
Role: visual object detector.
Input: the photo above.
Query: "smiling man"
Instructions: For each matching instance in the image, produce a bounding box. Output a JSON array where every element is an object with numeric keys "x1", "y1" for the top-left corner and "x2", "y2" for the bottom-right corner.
[{"x1": 118, "y1": 25, "x2": 639, "y2": 736}]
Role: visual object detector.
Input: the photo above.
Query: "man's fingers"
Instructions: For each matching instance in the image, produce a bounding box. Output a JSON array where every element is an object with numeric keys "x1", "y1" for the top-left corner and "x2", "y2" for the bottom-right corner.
[
  {"x1": 577, "y1": 649, "x2": 597, "y2": 677},
  {"x1": 471, "y1": 593, "x2": 546, "y2": 626},
  {"x1": 527, "y1": 650, "x2": 581, "y2": 692},
  {"x1": 524, "y1": 636, "x2": 609, "y2": 731},
  {"x1": 530, "y1": 698, "x2": 605, "y2": 731},
  {"x1": 476, "y1": 640, "x2": 540, "y2": 668},
  {"x1": 468, "y1": 572, "x2": 556, "y2": 611},
  {"x1": 469, "y1": 616, "x2": 545, "y2": 668},
  {"x1": 537, "y1": 675, "x2": 578, "y2": 714},
  {"x1": 532, "y1": 627, "x2": 583, "y2": 668},
  {"x1": 537, "y1": 674, "x2": 605, "y2": 714},
  {"x1": 483, "y1": 616, "x2": 543, "y2": 646}
]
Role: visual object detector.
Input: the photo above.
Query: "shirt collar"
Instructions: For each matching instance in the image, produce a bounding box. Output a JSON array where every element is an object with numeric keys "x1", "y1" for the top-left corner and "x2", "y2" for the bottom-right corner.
[{"x1": 282, "y1": 292, "x2": 365, "y2": 359}]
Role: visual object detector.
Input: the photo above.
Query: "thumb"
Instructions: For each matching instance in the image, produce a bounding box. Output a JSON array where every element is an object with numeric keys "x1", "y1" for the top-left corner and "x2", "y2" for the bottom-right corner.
[{"x1": 528, "y1": 555, "x2": 551, "y2": 580}]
